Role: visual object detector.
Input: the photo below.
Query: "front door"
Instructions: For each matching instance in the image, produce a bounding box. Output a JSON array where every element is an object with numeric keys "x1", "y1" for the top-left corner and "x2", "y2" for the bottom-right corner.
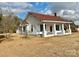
[
  {"x1": 50, "y1": 26, "x2": 52, "y2": 32},
  {"x1": 56, "y1": 24, "x2": 60, "y2": 31},
  {"x1": 40, "y1": 24, "x2": 43, "y2": 31}
]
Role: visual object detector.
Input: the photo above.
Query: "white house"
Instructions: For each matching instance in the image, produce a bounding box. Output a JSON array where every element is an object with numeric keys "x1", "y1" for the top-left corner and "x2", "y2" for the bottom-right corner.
[{"x1": 16, "y1": 12, "x2": 72, "y2": 37}]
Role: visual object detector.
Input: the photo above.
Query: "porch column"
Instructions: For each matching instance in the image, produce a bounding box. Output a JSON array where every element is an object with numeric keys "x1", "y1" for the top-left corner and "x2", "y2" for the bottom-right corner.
[
  {"x1": 62, "y1": 24, "x2": 65, "y2": 35},
  {"x1": 53, "y1": 23, "x2": 57, "y2": 35},
  {"x1": 25, "y1": 26, "x2": 28, "y2": 35},
  {"x1": 22, "y1": 26, "x2": 23, "y2": 34},
  {"x1": 43, "y1": 23, "x2": 46, "y2": 37},
  {"x1": 59, "y1": 25, "x2": 62, "y2": 30},
  {"x1": 69, "y1": 24, "x2": 71, "y2": 34}
]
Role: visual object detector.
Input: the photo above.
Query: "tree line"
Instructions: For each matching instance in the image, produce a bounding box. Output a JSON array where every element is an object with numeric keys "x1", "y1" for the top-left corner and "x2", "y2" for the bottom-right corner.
[{"x1": 0, "y1": 14, "x2": 21, "y2": 33}]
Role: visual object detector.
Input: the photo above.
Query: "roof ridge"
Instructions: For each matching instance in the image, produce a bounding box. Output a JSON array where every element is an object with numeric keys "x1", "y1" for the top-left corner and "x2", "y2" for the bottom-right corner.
[{"x1": 28, "y1": 12, "x2": 56, "y2": 17}]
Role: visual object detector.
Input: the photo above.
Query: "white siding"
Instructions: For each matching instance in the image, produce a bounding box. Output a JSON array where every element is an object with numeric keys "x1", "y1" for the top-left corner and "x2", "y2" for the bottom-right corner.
[
  {"x1": 26, "y1": 15, "x2": 42, "y2": 35},
  {"x1": 23, "y1": 16, "x2": 72, "y2": 37}
]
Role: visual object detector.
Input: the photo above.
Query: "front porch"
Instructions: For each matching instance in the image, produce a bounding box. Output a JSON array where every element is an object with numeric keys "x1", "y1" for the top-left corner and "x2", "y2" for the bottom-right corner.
[
  {"x1": 40, "y1": 22, "x2": 71, "y2": 37},
  {"x1": 20, "y1": 22, "x2": 72, "y2": 37}
]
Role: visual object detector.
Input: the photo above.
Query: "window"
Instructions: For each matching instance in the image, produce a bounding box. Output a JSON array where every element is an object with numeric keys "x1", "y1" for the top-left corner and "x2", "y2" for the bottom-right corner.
[
  {"x1": 56, "y1": 25, "x2": 60, "y2": 31},
  {"x1": 50, "y1": 26, "x2": 52, "y2": 32},
  {"x1": 31, "y1": 25, "x2": 33, "y2": 32}
]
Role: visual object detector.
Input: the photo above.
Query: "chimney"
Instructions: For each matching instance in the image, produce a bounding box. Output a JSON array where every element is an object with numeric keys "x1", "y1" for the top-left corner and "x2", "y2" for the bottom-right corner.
[{"x1": 54, "y1": 13, "x2": 57, "y2": 16}]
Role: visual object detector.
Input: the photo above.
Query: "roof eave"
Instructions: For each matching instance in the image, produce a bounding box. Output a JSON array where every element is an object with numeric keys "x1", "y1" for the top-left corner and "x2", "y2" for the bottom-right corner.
[{"x1": 41, "y1": 20, "x2": 72, "y2": 23}]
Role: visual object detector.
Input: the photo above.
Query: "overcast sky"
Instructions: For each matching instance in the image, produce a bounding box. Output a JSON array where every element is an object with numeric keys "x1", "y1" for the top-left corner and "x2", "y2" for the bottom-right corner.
[{"x1": 0, "y1": 2, "x2": 79, "y2": 25}]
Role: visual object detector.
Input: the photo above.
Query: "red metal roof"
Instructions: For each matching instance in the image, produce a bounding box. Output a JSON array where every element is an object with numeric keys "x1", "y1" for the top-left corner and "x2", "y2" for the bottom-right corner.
[
  {"x1": 28, "y1": 12, "x2": 71, "y2": 22},
  {"x1": 21, "y1": 12, "x2": 72, "y2": 26}
]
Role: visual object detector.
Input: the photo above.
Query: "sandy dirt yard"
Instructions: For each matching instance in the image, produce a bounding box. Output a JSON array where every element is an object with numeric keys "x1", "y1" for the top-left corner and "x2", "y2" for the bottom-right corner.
[{"x1": 0, "y1": 32, "x2": 79, "y2": 57}]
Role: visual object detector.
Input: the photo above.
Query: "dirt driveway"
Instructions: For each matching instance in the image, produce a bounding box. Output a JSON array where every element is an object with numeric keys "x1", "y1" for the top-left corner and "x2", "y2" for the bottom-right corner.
[{"x1": 0, "y1": 32, "x2": 79, "y2": 57}]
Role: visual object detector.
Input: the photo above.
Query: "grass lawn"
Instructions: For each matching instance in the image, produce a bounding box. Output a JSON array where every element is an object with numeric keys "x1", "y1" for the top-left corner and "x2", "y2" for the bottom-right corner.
[{"x1": 0, "y1": 32, "x2": 79, "y2": 57}]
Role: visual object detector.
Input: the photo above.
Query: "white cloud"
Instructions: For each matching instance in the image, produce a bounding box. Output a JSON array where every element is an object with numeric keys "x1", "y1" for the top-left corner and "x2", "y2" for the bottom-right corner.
[
  {"x1": 0, "y1": 2, "x2": 79, "y2": 25},
  {"x1": 0, "y1": 2, "x2": 34, "y2": 15},
  {"x1": 74, "y1": 21, "x2": 79, "y2": 25},
  {"x1": 57, "y1": 9, "x2": 79, "y2": 21},
  {"x1": 42, "y1": 2, "x2": 79, "y2": 25},
  {"x1": 48, "y1": 2, "x2": 78, "y2": 11},
  {"x1": 44, "y1": 10, "x2": 53, "y2": 15}
]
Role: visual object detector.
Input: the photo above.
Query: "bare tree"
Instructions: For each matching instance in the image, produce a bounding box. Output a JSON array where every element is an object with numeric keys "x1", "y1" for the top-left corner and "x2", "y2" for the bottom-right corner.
[{"x1": 0, "y1": 7, "x2": 21, "y2": 38}]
